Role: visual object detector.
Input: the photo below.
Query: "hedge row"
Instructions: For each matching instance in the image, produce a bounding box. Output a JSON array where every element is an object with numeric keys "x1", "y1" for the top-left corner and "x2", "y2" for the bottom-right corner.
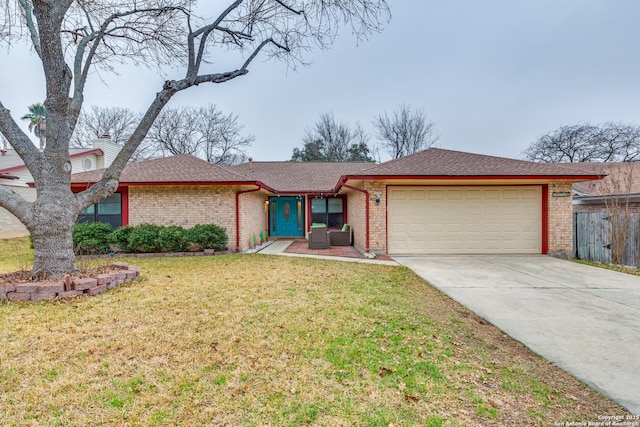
[{"x1": 73, "y1": 222, "x2": 228, "y2": 255}]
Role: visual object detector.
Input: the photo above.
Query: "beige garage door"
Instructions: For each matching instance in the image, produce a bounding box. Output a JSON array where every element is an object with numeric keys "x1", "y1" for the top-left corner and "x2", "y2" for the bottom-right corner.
[{"x1": 388, "y1": 186, "x2": 542, "y2": 254}]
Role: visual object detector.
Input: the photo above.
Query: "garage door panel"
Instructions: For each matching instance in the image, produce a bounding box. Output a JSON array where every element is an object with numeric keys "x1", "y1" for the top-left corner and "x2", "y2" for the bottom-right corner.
[{"x1": 388, "y1": 186, "x2": 542, "y2": 255}]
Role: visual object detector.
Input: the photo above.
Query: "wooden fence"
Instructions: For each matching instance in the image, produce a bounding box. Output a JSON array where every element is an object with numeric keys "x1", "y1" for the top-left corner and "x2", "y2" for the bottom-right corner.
[{"x1": 574, "y1": 211, "x2": 640, "y2": 267}]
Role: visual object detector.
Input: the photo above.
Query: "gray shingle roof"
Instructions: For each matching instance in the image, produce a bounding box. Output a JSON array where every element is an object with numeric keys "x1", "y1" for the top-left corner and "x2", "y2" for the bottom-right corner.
[
  {"x1": 70, "y1": 149, "x2": 602, "y2": 192},
  {"x1": 71, "y1": 154, "x2": 248, "y2": 184},
  {"x1": 352, "y1": 148, "x2": 601, "y2": 177},
  {"x1": 230, "y1": 161, "x2": 374, "y2": 192}
]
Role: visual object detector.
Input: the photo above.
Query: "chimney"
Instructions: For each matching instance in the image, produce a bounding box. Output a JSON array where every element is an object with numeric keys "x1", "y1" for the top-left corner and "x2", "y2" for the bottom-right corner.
[{"x1": 248, "y1": 157, "x2": 253, "y2": 173}]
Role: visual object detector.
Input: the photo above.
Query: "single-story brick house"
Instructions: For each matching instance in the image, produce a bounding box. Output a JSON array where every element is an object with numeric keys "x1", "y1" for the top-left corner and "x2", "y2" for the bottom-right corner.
[{"x1": 70, "y1": 148, "x2": 601, "y2": 257}]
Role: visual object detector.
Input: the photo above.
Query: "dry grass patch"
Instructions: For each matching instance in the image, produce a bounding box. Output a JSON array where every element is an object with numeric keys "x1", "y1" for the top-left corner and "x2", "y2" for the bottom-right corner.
[
  {"x1": 0, "y1": 236, "x2": 33, "y2": 274},
  {"x1": 0, "y1": 238, "x2": 628, "y2": 425},
  {"x1": 573, "y1": 259, "x2": 640, "y2": 276}
]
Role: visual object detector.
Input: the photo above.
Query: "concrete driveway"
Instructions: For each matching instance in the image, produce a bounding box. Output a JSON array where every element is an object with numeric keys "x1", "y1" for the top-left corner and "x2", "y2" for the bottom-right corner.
[{"x1": 393, "y1": 255, "x2": 640, "y2": 415}]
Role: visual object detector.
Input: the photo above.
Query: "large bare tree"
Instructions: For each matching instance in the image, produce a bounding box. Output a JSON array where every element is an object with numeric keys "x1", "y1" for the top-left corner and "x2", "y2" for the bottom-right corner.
[
  {"x1": 523, "y1": 122, "x2": 640, "y2": 163},
  {"x1": 148, "y1": 104, "x2": 253, "y2": 165},
  {"x1": 0, "y1": 0, "x2": 390, "y2": 278},
  {"x1": 373, "y1": 104, "x2": 439, "y2": 159}
]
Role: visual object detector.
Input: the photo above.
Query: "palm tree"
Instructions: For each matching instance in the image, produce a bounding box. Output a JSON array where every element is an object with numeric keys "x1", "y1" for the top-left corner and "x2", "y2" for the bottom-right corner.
[{"x1": 21, "y1": 103, "x2": 47, "y2": 149}]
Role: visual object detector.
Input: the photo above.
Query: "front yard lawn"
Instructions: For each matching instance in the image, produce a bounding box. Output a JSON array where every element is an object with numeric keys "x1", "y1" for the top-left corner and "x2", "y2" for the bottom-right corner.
[{"x1": 0, "y1": 238, "x2": 627, "y2": 425}]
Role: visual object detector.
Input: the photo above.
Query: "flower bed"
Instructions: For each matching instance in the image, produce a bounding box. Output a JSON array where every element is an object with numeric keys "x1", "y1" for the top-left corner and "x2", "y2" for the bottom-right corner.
[{"x1": 0, "y1": 262, "x2": 140, "y2": 302}]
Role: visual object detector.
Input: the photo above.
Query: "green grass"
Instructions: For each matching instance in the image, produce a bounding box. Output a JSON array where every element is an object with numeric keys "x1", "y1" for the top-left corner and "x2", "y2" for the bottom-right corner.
[{"x1": 0, "y1": 237, "x2": 628, "y2": 425}]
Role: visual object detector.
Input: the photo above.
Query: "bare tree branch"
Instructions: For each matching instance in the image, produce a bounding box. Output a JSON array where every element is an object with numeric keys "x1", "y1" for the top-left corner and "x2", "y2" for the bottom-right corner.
[
  {"x1": 71, "y1": 105, "x2": 140, "y2": 147},
  {"x1": 0, "y1": 100, "x2": 43, "y2": 177},
  {"x1": 291, "y1": 112, "x2": 374, "y2": 162},
  {"x1": 0, "y1": 0, "x2": 390, "y2": 277},
  {"x1": 144, "y1": 104, "x2": 253, "y2": 165},
  {"x1": 523, "y1": 122, "x2": 640, "y2": 163},
  {"x1": 16, "y1": 0, "x2": 41, "y2": 57},
  {"x1": 373, "y1": 104, "x2": 439, "y2": 159}
]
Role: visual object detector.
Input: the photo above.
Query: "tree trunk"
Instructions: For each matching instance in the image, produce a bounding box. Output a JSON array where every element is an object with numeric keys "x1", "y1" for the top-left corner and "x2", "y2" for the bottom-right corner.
[{"x1": 29, "y1": 189, "x2": 79, "y2": 279}]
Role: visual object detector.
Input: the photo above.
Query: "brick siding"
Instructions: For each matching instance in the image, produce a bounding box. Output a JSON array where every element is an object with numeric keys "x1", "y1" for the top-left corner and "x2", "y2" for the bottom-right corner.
[
  {"x1": 547, "y1": 181, "x2": 574, "y2": 257},
  {"x1": 129, "y1": 185, "x2": 238, "y2": 248},
  {"x1": 363, "y1": 180, "x2": 387, "y2": 254},
  {"x1": 238, "y1": 191, "x2": 268, "y2": 250},
  {"x1": 346, "y1": 189, "x2": 366, "y2": 251},
  {"x1": 128, "y1": 185, "x2": 268, "y2": 251}
]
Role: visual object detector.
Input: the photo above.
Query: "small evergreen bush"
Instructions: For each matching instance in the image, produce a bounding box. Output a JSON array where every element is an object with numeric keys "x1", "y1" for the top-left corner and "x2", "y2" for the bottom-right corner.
[
  {"x1": 110, "y1": 225, "x2": 134, "y2": 253},
  {"x1": 73, "y1": 222, "x2": 113, "y2": 255},
  {"x1": 158, "y1": 225, "x2": 190, "y2": 252},
  {"x1": 126, "y1": 223, "x2": 163, "y2": 253},
  {"x1": 186, "y1": 224, "x2": 228, "y2": 251},
  {"x1": 72, "y1": 222, "x2": 229, "y2": 254}
]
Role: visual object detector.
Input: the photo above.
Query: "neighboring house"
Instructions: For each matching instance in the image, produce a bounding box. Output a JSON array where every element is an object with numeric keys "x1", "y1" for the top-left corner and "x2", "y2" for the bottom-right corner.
[
  {"x1": 70, "y1": 148, "x2": 600, "y2": 257},
  {"x1": 569, "y1": 162, "x2": 640, "y2": 266},
  {"x1": 570, "y1": 162, "x2": 640, "y2": 212},
  {"x1": 0, "y1": 138, "x2": 121, "y2": 235}
]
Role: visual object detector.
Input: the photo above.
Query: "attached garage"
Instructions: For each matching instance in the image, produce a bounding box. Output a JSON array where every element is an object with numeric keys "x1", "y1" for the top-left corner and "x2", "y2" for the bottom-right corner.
[{"x1": 388, "y1": 186, "x2": 542, "y2": 254}]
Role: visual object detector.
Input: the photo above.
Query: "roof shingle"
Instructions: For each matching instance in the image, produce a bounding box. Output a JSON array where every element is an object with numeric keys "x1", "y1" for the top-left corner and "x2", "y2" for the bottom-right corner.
[
  {"x1": 230, "y1": 161, "x2": 374, "y2": 192},
  {"x1": 71, "y1": 154, "x2": 247, "y2": 184},
  {"x1": 352, "y1": 148, "x2": 601, "y2": 177}
]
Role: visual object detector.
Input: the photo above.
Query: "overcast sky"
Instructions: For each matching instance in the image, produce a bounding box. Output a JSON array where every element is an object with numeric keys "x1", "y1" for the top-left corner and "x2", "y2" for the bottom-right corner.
[{"x1": 3, "y1": 1, "x2": 640, "y2": 162}]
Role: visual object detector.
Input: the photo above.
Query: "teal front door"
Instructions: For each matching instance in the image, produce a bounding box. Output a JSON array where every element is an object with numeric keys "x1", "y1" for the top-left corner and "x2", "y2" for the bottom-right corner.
[{"x1": 270, "y1": 197, "x2": 304, "y2": 237}]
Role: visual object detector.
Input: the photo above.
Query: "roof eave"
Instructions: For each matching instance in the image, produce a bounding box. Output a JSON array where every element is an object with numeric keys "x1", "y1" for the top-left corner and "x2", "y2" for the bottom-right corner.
[
  {"x1": 574, "y1": 193, "x2": 640, "y2": 202},
  {"x1": 342, "y1": 174, "x2": 604, "y2": 181},
  {"x1": 1, "y1": 148, "x2": 104, "y2": 174}
]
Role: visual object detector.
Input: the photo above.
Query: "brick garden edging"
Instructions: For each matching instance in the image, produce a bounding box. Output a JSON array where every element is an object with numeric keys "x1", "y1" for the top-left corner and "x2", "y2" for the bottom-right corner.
[
  {"x1": 0, "y1": 262, "x2": 140, "y2": 302},
  {"x1": 76, "y1": 248, "x2": 231, "y2": 260}
]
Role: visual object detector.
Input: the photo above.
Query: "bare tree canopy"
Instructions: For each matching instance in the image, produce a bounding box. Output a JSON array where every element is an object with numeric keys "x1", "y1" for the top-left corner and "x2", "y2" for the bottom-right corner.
[
  {"x1": 373, "y1": 104, "x2": 439, "y2": 159},
  {"x1": 71, "y1": 106, "x2": 140, "y2": 148},
  {"x1": 291, "y1": 113, "x2": 374, "y2": 162},
  {"x1": 148, "y1": 104, "x2": 253, "y2": 166},
  {"x1": 523, "y1": 122, "x2": 640, "y2": 163},
  {"x1": 0, "y1": 0, "x2": 390, "y2": 278}
]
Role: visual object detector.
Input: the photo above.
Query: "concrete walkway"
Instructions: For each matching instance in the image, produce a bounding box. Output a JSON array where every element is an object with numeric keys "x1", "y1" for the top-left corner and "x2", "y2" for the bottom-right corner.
[
  {"x1": 394, "y1": 255, "x2": 640, "y2": 415},
  {"x1": 258, "y1": 240, "x2": 398, "y2": 266}
]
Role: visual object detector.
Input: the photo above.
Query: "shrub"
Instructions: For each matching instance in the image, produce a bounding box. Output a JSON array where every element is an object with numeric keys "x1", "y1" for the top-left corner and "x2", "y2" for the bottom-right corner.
[
  {"x1": 186, "y1": 224, "x2": 228, "y2": 251},
  {"x1": 73, "y1": 222, "x2": 113, "y2": 255},
  {"x1": 126, "y1": 223, "x2": 163, "y2": 253},
  {"x1": 110, "y1": 225, "x2": 134, "y2": 253},
  {"x1": 158, "y1": 225, "x2": 190, "y2": 253}
]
